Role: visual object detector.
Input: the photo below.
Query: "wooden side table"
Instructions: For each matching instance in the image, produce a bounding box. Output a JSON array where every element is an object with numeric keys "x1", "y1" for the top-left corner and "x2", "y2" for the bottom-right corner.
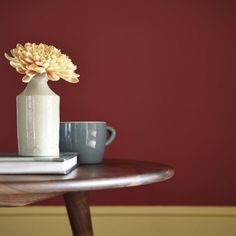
[{"x1": 0, "y1": 159, "x2": 174, "y2": 236}]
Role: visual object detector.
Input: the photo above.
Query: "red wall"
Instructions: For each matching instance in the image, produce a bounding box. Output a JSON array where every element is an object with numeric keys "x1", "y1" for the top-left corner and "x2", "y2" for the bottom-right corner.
[{"x1": 0, "y1": 0, "x2": 235, "y2": 205}]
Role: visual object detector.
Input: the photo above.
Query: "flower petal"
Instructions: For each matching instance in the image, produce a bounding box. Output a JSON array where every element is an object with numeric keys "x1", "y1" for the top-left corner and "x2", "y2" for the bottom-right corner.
[
  {"x1": 62, "y1": 76, "x2": 79, "y2": 83},
  {"x1": 10, "y1": 61, "x2": 19, "y2": 68},
  {"x1": 5, "y1": 43, "x2": 80, "y2": 84},
  {"x1": 16, "y1": 67, "x2": 26, "y2": 74},
  {"x1": 48, "y1": 71, "x2": 60, "y2": 81},
  {"x1": 22, "y1": 75, "x2": 31, "y2": 83},
  {"x1": 4, "y1": 53, "x2": 15, "y2": 61}
]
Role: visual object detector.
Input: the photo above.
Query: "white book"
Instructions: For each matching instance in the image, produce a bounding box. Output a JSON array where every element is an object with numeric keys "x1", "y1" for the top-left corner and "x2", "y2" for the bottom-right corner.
[{"x1": 0, "y1": 153, "x2": 78, "y2": 174}]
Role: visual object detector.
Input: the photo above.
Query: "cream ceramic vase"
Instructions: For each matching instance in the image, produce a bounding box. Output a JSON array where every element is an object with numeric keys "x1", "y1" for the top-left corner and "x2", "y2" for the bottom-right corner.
[{"x1": 16, "y1": 73, "x2": 60, "y2": 156}]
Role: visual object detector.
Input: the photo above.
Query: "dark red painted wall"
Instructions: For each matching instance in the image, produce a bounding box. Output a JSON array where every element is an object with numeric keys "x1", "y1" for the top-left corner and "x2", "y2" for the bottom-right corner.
[{"x1": 0, "y1": 0, "x2": 235, "y2": 205}]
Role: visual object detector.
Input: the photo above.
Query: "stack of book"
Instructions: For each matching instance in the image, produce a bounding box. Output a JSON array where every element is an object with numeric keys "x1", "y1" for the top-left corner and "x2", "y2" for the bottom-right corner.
[{"x1": 0, "y1": 153, "x2": 78, "y2": 175}]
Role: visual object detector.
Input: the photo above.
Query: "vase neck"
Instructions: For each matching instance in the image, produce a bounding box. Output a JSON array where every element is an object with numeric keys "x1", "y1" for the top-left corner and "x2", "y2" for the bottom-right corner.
[
  {"x1": 21, "y1": 73, "x2": 58, "y2": 96},
  {"x1": 31, "y1": 72, "x2": 48, "y2": 81}
]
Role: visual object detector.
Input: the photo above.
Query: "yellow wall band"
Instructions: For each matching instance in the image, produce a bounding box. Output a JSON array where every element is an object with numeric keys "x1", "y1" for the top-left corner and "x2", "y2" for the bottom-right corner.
[{"x1": 0, "y1": 206, "x2": 235, "y2": 236}]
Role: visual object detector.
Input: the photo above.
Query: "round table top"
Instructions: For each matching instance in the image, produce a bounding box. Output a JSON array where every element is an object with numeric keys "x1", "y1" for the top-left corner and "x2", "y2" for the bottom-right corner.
[{"x1": 0, "y1": 159, "x2": 174, "y2": 195}]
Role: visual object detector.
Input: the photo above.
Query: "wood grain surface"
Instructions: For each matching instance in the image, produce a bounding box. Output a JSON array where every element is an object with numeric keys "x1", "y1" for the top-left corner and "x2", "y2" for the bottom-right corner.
[
  {"x1": 0, "y1": 160, "x2": 174, "y2": 206},
  {"x1": 64, "y1": 192, "x2": 94, "y2": 236}
]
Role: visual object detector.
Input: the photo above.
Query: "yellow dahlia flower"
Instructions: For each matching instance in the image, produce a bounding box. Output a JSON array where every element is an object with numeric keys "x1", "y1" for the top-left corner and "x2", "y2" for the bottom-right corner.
[{"x1": 4, "y1": 43, "x2": 80, "y2": 83}]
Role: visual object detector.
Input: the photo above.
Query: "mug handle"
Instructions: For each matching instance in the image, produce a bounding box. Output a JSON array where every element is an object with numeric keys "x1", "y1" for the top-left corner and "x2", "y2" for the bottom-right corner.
[{"x1": 106, "y1": 126, "x2": 116, "y2": 146}]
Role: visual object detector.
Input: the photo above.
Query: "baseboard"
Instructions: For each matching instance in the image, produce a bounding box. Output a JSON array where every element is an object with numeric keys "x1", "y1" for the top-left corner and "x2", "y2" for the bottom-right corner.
[{"x1": 0, "y1": 206, "x2": 235, "y2": 236}]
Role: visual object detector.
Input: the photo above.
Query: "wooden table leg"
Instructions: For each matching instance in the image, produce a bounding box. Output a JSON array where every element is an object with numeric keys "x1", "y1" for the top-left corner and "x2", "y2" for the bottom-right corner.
[{"x1": 64, "y1": 192, "x2": 94, "y2": 236}]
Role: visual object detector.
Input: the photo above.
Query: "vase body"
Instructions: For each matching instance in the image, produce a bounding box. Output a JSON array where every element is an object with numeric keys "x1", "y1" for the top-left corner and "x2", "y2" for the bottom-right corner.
[{"x1": 16, "y1": 73, "x2": 60, "y2": 156}]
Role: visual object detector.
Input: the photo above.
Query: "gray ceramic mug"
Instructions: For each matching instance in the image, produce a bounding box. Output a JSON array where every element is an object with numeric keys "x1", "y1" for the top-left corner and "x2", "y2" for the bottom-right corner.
[{"x1": 59, "y1": 121, "x2": 116, "y2": 164}]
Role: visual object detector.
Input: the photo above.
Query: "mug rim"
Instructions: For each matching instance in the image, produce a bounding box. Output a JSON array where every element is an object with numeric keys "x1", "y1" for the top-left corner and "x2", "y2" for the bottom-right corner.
[{"x1": 60, "y1": 121, "x2": 106, "y2": 124}]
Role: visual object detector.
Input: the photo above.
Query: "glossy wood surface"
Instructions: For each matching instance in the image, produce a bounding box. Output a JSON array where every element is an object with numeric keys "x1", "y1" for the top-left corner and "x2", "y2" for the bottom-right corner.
[
  {"x1": 0, "y1": 160, "x2": 174, "y2": 194},
  {"x1": 64, "y1": 192, "x2": 94, "y2": 236},
  {"x1": 0, "y1": 160, "x2": 174, "y2": 207},
  {"x1": 0, "y1": 160, "x2": 174, "y2": 235}
]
